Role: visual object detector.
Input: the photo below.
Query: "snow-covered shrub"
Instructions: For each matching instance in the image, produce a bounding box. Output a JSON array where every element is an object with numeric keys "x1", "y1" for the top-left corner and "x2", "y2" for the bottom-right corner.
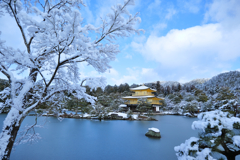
[
  {"x1": 183, "y1": 100, "x2": 200, "y2": 116},
  {"x1": 126, "y1": 109, "x2": 133, "y2": 118},
  {"x1": 175, "y1": 110, "x2": 240, "y2": 160},
  {"x1": 182, "y1": 92, "x2": 196, "y2": 102},
  {"x1": 200, "y1": 99, "x2": 214, "y2": 112}
]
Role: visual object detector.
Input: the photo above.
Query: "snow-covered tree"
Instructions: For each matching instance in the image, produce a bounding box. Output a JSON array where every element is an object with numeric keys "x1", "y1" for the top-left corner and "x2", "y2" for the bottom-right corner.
[
  {"x1": 175, "y1": 110, "x2": 240, "y2": 160},
  {"x1": 0, "y1": 0, "x2": 142, "y2": 159},
  {"x1": 90, "y1": 102, "x2": 110, "y2": 120},
  {"x1": 182, "y1": 100, "x2": 199, "y2": 116}
]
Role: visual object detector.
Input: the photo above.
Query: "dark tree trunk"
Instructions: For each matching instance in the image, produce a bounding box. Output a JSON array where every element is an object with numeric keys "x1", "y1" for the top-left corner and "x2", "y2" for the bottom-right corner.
[
  {"x1": 1, "y1": 122, "x2": 21, "y2": 160},
  {"x1": 225, "y1": 153, "x2": 235, "y2": 160}
]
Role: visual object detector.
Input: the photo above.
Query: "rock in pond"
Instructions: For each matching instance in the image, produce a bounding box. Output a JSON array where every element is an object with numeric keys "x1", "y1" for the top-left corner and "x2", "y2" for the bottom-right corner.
[{"x1": 145, "y1": 127, "x2": 161, "y2": 138}]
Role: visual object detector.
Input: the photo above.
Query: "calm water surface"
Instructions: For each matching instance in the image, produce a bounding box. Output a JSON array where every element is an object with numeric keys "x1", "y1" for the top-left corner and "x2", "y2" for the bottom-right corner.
[{"x1": 0, "y1": 114, "x2": 204, "y2": 160}]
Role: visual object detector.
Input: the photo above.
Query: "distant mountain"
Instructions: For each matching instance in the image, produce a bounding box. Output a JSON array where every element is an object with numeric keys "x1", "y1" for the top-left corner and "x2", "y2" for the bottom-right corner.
[
  {"x1": 160, "y1": 81, "x2": 180, "y2": 87},
  {"x1": 199, "y1": 71, "x2": 240, "y2": 90},
  {"x1": 144, "y1": 71, "x2": 240, "y2": 93},
  {"x1": 146, "y1": 81, "x2": 180, "y2": 87},
  {"x1": 183, "y1": 79, "x2": 209, "y2": 87}
]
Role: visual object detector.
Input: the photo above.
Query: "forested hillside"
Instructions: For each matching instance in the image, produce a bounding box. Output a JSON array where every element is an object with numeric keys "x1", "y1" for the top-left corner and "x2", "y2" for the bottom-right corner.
[
  {"x1": 1, "y1": 71, "x2": 240, "y2": 116},
  {"x1": 198, "y1": 71, "x2": 240, "y2": 91}
]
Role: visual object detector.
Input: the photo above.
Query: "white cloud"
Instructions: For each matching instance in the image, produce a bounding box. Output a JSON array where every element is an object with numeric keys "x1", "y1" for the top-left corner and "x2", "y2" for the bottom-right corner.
[
  {"x1": 165, "y1": 7, "x2": 177, "y2": 20},
  {"x1": 125, "y1": 54, "x2": 132, "y2": 59},
  {"x1": 132, "y1": 0, "x2": 240, "y2": 83},
  {"x1": 109, "y1": 67, "x2": 163, "y2": 85},
  {"x1": 140, "y1": 68, "x2": 163, "y2": 82},
  {"x1": 204, "y1": 0, "x2": 240, "y2": 29},
  {"x1": 105, "y1": 68, "x2": 119, "y2": 78},
  {"x1": 136, "y1": 24, "x2": 233, "y2": 67},
  {"x1": 151, "y1": 23, "x2": 167, "y2": 35},
  {"x1": 180, "y1": 0, "x2": 202, "y2": 13},
  {"x1": 147, "y1": 0, "x2": 161, "y2": 11},
  {"x1": 81, "y1": 0, "x2": 95, "y2": 24},
  {"x1": 110, "y1": 67, "x2": 138, "y2": 85},
  {"x1": 153, "y1": 23, "x2": 167, "y2": 30},
  {"x1": 112, "y1": 75, "x2": 137, "y2": 85}
]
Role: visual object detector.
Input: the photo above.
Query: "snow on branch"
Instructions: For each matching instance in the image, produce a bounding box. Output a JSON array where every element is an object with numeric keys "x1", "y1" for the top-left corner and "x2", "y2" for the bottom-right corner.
[
  {"x1": 174, "y1": 137, "x2": 215, "y2": 160},
  {"x1": 192, "y1": 110, "x2": 240, "y2": 136}
]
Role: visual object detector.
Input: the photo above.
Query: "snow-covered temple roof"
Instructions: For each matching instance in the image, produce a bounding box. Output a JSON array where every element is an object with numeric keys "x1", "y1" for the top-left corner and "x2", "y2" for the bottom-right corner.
[
  {"x1": 129, "y1": 85, "x2": 157, "y2": 91},
  {"x1": 122, "y1": 95, "x2": 155, "y2": 99}
]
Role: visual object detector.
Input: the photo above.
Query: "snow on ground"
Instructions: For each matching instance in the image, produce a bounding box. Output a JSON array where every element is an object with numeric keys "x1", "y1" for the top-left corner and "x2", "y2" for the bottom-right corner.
[
  {"x1": 107, "y1": 112, "x2": 138, "y2": 119},
  {"x1": 132, "y1": 114, "x2": 138, "y2": 119},
  {"x1": 108, "y1": 112, "x2": 127, "y2": 118},
  {"x1": 42, "y1": 113, "x2": 54, "y2": 116},
  {"x1": 161, "y1": 111, "x2": 175, "y2": 115},
  {"x1": 148, "y1": 127, "x2": 160, "y2": 132},
  {"x1": 81, "y1": 113, "x2": 91, "y2": 118},
  {"x1": 41, "y1": 111, "x2": 140, "y2": 120}
]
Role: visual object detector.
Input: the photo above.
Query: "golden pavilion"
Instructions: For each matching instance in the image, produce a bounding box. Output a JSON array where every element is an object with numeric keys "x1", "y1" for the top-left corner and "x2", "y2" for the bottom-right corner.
[{"x1": 122, "y1": 84, "x2": 163, "y2": 112}]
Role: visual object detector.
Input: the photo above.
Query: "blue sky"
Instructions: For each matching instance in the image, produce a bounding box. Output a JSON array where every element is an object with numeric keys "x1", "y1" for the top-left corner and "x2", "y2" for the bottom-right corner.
[
  {"x1": 81, "y1": 0, "x2": 240, "y2": 85},
  {"x1": 1, "y1": 0, "x2": 240, "y2": 86}
]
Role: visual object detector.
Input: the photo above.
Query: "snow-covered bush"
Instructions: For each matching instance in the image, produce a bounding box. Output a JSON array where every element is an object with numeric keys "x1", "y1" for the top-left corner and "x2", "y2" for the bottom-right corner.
[
  {"x1": 183, "y1": 100, "x2": 199, "y2": 116},
  {"x1": 90, "y1": 103, "x2": 111, "y2": 119},
  {"x1": 182, "y1": 92, "x2": 196, "y2": 102},
  {"x1": 126, "y1": 109, "x2": 133, "y2": 118},
  {"x1": 175, "y1": 110, "x2": 240, "y2": 160},
  {"x1": 200, "y1": 99, "x2": 214, "y2": 112}
]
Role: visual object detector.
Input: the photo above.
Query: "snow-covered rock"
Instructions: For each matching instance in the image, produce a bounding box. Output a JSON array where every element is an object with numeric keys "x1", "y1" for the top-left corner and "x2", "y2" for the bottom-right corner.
[{"x1": 145, "y1": 127, "x2": 161, "y2": 138}]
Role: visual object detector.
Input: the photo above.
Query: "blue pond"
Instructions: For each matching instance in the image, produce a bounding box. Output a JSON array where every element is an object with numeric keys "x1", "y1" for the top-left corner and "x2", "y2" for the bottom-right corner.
[{"x1": 0, "y1": 114, "x2": 199, "y2": 160}]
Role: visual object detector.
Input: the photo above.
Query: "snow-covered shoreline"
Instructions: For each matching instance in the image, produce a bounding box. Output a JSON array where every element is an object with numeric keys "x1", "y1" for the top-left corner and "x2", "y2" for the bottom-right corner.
[{"x1": 38, "y1": 112, "x2": 158, "y2": 121}]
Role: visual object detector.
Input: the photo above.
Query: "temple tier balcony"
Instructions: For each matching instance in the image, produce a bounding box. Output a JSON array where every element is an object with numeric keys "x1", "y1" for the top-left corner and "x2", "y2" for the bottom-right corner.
[
  {"x1": 132, "y1": 93, "x2": 154, "y2": 96},
  {"x1": 125, "y1": 100, "x2": 161, "y2": 105}
]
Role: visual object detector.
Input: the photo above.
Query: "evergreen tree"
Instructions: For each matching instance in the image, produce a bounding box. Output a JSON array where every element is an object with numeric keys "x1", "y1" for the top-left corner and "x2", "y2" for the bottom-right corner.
[
  {"x1": 124, "y1": 83, "x2": 130, "y2": 92},
  {"x1": 177, "y1": 83, "x2": 182, "y2": 92},
  {"x1": 167, "y1": 86, "x2": 171, "y2": 95},
  {"x1": 130, "y1": 83, "x2": 139, "y2": 88},
  {"x1": 118, "y1": 84, "x2": 124, "y2": 93},
  {"x1": 113, "y1": 85, "x2": 118, "y2": 93},
  {"x1": 156, "y1": 81, "x2": 161, "y2": 95},
  {"x1": 104, "y1": 85, "x2": 114, "y2": 94},
  {"x1": 95, "y1": 87, "x2": 103, "y2": 95}
]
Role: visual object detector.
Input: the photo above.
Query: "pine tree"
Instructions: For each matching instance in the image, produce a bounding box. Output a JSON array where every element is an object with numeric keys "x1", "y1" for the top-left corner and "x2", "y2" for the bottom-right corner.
[{"x1": 156, "y1": 81, "x2": 161, "y2": 95}]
